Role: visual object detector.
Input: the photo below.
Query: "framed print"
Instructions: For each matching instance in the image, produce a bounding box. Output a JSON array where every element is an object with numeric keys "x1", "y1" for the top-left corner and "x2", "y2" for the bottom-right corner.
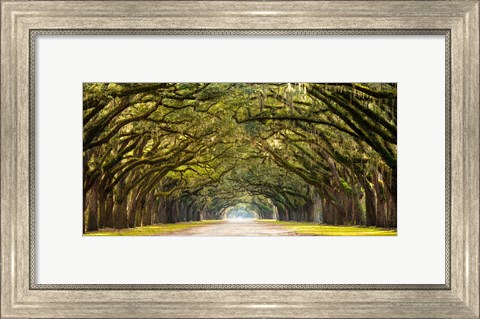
[{"x1": 1, "y1": 1, "x2": 479, "y2": 318}]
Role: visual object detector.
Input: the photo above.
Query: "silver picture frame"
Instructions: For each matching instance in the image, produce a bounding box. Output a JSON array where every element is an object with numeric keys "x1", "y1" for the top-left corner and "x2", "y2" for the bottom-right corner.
[{"x1": 1, "y1": 1, "x2": 478, "y2": 318}]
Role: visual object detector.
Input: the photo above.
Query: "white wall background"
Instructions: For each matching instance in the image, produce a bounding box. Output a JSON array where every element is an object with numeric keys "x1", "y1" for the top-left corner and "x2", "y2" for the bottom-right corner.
[{"x1": 36, "y1": 35, "x2": 445, "y2": 284}]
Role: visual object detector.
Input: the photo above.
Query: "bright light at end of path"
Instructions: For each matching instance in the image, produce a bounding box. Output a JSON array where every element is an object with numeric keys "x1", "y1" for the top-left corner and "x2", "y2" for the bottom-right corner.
[{"x1": 225, "y1": 208, "x2": 256, "y2": 220}]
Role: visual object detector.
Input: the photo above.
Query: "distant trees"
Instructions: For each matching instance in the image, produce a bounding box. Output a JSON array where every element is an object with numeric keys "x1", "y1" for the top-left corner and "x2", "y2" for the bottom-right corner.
[{"x1": 83, "y1": 83, "x2": 397, "y2": 232}]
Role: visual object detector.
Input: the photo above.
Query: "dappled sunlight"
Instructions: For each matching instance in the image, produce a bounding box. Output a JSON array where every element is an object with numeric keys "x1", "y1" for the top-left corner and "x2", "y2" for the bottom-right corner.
[
  {"x1": 257, "y1": 220, "x2": 397, "y2": 236},
  {"x1": 85, "y1": 219, "x2": 395, "y2": 236},
  {"x1": 84, "y1": 220, "x2": 224, "y2": 236}
]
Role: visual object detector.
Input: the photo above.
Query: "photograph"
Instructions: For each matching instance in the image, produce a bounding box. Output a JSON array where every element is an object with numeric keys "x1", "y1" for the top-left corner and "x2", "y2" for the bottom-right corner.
[
  {"x1": 3, "y1": 0, "x2": 478, "y2": 317},
  {"x1": 83, "y1": 83, "x2": 397, "y2": 236}
]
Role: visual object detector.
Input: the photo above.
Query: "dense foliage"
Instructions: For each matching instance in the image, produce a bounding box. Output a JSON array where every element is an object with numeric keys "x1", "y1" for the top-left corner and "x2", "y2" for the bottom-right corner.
[{"x1": 83, "y1": 83, "x2": 397, "y2": 232}]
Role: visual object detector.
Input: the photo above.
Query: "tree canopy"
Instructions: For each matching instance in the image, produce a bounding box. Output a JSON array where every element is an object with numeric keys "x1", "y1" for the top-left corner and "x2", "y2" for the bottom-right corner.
[{"x1": 83, "y1": 83, "x2": 397, "y2": 232}]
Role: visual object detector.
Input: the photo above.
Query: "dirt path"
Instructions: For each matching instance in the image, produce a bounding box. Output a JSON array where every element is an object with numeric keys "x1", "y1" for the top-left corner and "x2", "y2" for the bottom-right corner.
[{"x1": 165, "y1": 219, "x2": 297, "y2": 236}]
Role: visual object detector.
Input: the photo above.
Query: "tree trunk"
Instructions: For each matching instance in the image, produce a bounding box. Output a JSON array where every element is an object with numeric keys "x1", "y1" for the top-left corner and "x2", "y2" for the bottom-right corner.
[
  {"x1": 113, "y1": 184, "x2": 128, "y2": 229},
  {"x1": 97, "y1": 188, "x2": 107, "y2": 229},
  {"x1": 364, "y1": 179, "x2": 377, "y2": 227},
  {"x1": 85, "y1": 180, "x2": 99, "y2": 232},
  {"x1": 104, "y1": 193, "x2": 114, "y2": 228},
  {"x1": 311, "y1": 191, "x2": 323, "y2": 223}
]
